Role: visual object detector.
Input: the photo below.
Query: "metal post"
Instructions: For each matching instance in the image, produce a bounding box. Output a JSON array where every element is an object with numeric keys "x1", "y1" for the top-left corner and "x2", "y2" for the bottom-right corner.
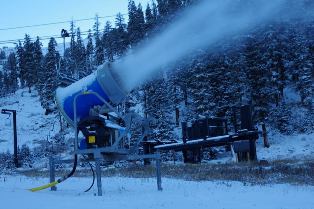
[
  {"x1": 95, "y1": 152, "x2": 102, "y2": 196},
  {"x1": 1, "y1": 109, "x2": 18, "y2": 167},
  {"x1": 156, "y1": 156, "x2": 162, "y2": 191},
  {"x1": 49, "y1": 156, "x2": 57, "y2": 191},
  {"x1": 63, "y1": 37, "x2": 65, "y2": 55},
  {"x1": 12, "y1": 110, "x2": 18, "y2": 168},
  {"x1": 73, "y1": 96, "x2": 79, "y2": 153}
]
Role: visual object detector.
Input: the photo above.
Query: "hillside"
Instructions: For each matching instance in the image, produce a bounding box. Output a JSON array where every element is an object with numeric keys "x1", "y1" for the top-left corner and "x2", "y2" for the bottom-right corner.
[
  {"x1": 0, "y1": 89, "x2": 313, "y2": 164},
  {"x1": 0, "y1": 88, "x2": 60, "y2": 153}
]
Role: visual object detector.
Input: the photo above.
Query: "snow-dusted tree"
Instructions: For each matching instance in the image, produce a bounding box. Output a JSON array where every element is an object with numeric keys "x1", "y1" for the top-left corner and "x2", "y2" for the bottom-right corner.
[
  {"x1": 113, "y1": 13, "x2": 129, "y2": 56},
  {"x1": 244, "y1": 35, "x2": 275, "y2": 121},
  {"x1": 41, "y1": 38, "x2": 59, "y2": 113},
  {"x1": 4, "y1": 52, "x2": 18, "y2": 93},
  {"x1": 102, "y1": 21, "x2": 114, "y2": 62},
  {"x1": 127, "y1": 1, "x2": 145, "y2": 46},
  {"x1": 33, "y1": 37, "x2": 43, "y2": 88},
  {"x1": 145, "y1": 4, "x2": 155, "y2": 34},
  {"x1": 86, "y1": 29, "x2": 94, "y2": 74},
  {"x1": 94, "y1": 15, "x2": 104, "y2": 65},
  {"x1": 23, "y1": 34, "x2": 36, "y2": 93},
  {"x1": 75, "y1": 28, "x2": 87, "y2": 78},
  {"x1": 145, "y1": 75, "x2": 176, "y2": 141},
  {"x1": 16, "y1": 41, "x2": 26, "y2": 87},
  {"x1": 67, "y1": 20, "x2": 77, "y2": 76}
]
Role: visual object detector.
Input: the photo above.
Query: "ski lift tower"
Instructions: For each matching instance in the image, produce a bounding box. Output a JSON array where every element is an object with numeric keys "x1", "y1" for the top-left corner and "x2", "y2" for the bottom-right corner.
[{"x1": 1, "y1": 109, "x2": 18, "y2": 167}]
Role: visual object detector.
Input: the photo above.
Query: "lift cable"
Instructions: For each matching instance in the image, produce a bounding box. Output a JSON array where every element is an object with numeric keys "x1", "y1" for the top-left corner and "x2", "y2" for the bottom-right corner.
[
  {"x1": 0, "y1": 31, "x2": 91, "y2": 45},
  {"x1": 0, "y1": 14, "x2": 127, "y2": 31}
]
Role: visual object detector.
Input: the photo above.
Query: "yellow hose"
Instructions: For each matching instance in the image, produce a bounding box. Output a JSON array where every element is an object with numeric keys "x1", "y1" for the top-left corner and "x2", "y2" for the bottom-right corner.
[{"x1": 29, "y1": 181, "x2": 59, "y2": 192}]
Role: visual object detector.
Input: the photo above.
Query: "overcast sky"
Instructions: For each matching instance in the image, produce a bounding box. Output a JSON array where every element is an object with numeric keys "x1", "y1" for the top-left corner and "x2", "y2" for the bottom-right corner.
[{"x1": 0, "y1": 0, "x2": 150, "y2": 48}]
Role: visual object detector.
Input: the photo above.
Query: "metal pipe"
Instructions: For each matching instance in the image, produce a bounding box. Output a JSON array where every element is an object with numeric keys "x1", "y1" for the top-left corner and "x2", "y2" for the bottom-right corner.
[{"x1": 12, "y1": 110, "x2": 18, "y2": 167}]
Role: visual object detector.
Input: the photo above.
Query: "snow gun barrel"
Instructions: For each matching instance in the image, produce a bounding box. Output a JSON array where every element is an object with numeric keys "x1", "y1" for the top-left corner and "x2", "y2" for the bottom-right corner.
[{"x1": 55, "y1": 65, "x2": 127, "y2": 126}]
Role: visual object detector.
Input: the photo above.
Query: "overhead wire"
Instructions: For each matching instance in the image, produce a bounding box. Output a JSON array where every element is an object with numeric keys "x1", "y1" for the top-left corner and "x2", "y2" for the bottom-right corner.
[
  {"x1": 0, "y1": 14, "x2": 127, "y2": 31},
  {"x1": 0, "y1": 14, "x2": 127, "y2": 45},
  {"x1": 0, "y1": 31, "x2": 95, "y2": 45}
]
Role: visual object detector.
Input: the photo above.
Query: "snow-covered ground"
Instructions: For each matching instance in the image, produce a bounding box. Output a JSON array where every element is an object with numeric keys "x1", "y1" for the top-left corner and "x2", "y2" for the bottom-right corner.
[
  {"x1": 0, "y1": 176, "x2": 313, "y2": 209},
  {"x1": 0, "y1": 88, "x2": 313, "y2": 209},
  {"x1": 0, "y1": 88, "x2": 60, "y2": 153},
  {"x1": 257, "y1": 132, "x2": 314, "y2": 161}
]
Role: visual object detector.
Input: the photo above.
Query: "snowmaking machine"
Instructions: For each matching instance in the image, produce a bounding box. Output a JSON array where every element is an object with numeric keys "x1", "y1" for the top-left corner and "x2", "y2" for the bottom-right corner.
[{"x1": 30, "y1": 65, "x2": 162, "y2": 195}]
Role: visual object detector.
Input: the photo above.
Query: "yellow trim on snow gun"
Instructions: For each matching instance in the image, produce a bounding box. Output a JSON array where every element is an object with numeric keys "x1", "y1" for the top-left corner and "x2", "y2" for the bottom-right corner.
[{"x1": 29, "y1": 181, "x2": 59, "y2": 192}]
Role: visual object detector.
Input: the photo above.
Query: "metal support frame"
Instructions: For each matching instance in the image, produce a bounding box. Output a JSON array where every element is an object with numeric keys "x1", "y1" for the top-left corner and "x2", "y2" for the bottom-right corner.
[
  {"x1": 48, "y1": 153, "x2": 162, "y2": 196},
  {"x1": 51, "y1": 90, "x2": 163, "y2": 196}
]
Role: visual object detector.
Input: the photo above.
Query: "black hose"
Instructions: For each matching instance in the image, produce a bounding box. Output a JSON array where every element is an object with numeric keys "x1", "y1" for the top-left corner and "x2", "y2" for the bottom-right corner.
[
  {"x1": 57, "y1": 154, "x2": 78, "y2": 183},
  {"x1": 83, "y1": 155, "x2": 95, "y2": 192}
]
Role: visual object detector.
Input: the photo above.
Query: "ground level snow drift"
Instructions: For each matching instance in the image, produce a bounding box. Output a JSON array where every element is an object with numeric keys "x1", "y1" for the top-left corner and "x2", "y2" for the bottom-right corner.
[{"x1": 0, "y1": 176, "x2": 313, "y2": 209}]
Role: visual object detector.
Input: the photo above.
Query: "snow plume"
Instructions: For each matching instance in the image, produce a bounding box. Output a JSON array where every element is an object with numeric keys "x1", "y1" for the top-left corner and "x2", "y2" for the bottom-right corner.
[{"x1": 112, "y1": 0, "x2": 296, "y2": 91}]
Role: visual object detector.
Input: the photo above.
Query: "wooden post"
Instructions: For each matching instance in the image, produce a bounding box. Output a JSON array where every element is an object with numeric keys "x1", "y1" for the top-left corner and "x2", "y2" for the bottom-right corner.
[
  {"x1": 156, "y1": 156, "x2": 162, "y2": 191},
  {"x1": 261, "y1": 123, "x2": 270, "y2": 148},
  {"x1": 175, "y1": 108, "x2": 180, "y2": 127}
]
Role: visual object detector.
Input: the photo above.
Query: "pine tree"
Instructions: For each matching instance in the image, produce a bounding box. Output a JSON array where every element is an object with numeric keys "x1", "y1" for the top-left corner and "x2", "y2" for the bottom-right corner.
[
  {"x1": 262, "y1": 24, "x2": 288, "y2": 106},
  {"x1": 95, "y1": 37, "x2": 104, "y2": 65},
  {"x1": 145, "y1": 4, "x2": 155, "y2": 34},
  {"x1": 127, "y1": 1, "x2": 145, "y2": 45},
  {"x1": 23, "y1": 34, "x2": 35, "y2": 93},
  {"x1": 156, "y1": 0, "x2": 168, "y2": 19},
  {"x1": 16, "y1": 41, "x2": 26, "y2": 87},
  {"x1": 145, "y1": 76, "x2": 176, "y2": 141},
  {"x1": 33, "y1": 37, "x2": 43, "y2": 88},
  {"x1": 244, "y1": 35, "x2": 274, "y2": 121},
  {"x1": 68, "y1": 20, "x2": 77, "y2": 76},
  {"x1": 41, "y1": 38, "x2": 59, "y2": 113},
  {"x1": 94, "y1": 15, "x2": 104, "y2": 65},
  {"x1": 136, "y1": 3, "x2": 145, "y2": 39},
  {"x1": 103, "y1": 21, "x2": 114, "y2": 62},
  {"x1": 75, "y1": 27, "x2": 87, "y2": 78},
  {"x1": 93, "y1": 14, "x2": 100, "y2": 38},
  {"x1": 113, "y1": 13, "x2": 129, "y2": 56},
  {"x1": 168, "y1": 0, "x2": 182, "y2": 15},
  {"x1": 4, "y1": 52, "x2": 18, "y2": 93},
  {"x1": 86, "y1": 30, "x2": 94, "y2": 74}
]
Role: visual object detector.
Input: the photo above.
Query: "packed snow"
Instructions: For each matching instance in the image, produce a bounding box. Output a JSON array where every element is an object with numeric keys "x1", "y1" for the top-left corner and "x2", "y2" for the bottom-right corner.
[{"x1": 0, "y1": 176, "x2": 313, "y2": 209}]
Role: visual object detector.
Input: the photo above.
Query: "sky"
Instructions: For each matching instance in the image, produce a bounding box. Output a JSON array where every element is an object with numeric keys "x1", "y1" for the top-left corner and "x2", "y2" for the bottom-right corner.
[{"x1": 0, "y1": 0, "x2": 150, "y2": 48}]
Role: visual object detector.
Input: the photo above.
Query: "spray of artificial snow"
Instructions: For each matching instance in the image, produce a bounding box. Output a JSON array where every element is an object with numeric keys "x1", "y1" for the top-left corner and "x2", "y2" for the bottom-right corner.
[{"x1": 113, "y1": 0, "x2": 287, "y2": 91}]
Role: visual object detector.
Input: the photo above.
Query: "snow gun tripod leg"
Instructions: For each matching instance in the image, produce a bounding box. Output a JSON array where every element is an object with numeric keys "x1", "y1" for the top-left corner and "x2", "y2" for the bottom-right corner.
[
  {"x1": 156, "y1": 153, "x2": 162, "y2": 191},
  {"x1": 95, "y1": 152, "x2": 103, "y2": 196},
  {"x1": 49, "y1": 156, "x2": 57, "y2": 191}
]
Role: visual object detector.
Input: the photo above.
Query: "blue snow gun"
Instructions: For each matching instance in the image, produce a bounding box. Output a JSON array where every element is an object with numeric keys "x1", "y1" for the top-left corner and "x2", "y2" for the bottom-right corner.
[{"x1": 55, "y1": 65, "x2": 127, "y2": 126}]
